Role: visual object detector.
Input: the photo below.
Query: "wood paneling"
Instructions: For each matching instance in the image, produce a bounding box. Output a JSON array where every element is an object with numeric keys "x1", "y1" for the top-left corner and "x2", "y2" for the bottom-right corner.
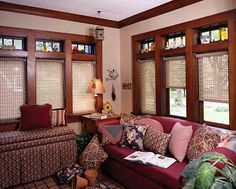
[{"x1": 0, "y1": 2, "x2": 119, "y2": 28}]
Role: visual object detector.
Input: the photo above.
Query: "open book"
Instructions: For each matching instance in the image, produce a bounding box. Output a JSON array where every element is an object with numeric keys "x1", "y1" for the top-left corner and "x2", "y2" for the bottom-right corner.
[{"x1": 124, "y1": 151, "x2": 176, "y2": 168}]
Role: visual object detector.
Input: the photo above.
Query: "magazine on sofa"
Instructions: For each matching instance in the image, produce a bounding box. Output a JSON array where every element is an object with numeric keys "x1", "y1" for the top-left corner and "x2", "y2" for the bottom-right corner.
[{"x1": 124, "y1": 151, "x2": 176, "y2": 168}]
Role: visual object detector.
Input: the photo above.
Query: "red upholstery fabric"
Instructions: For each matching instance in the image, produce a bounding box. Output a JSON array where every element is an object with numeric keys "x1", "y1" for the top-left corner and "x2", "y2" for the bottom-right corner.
[
  {"x1": 20, "y1": 104, "x2": 52, "y2": 130},
  {"x1": 104, "y1": 145, "x2": 186, "y2": 189}
]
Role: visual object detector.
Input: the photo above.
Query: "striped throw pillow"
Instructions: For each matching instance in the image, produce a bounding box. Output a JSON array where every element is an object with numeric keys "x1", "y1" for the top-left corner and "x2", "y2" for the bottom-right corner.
[{"x1": 52, "y1": 108, "x2": 66, "y2": 126}]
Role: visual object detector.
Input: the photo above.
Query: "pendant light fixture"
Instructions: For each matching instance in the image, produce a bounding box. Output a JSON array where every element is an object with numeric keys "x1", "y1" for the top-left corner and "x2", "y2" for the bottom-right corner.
[{"x1": 95, "y1": 11, "x2": 104, "y2": 41}]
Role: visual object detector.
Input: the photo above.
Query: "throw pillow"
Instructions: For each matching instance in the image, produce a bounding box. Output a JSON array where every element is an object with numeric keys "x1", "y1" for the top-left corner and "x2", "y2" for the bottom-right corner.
[
  {"x1": 79, "y1": 135, "x2": 108, "y2": 170},
  {"x1": 144, "y1": 126, "x2": 171, "y2": 155},
  {"x1": 98, "y1": 125, "x2": 123, "y2": 145},
  {"x1": 119, "y1": 113, "x2": 151, "y2": 126},
  {"x1": 136, "y1": 118, "x2": 164, "y2": 133},
  {"x1": 169, "y1": 122, "x2": 193, "y2": 162},
  {"x1": 51, "y1": 108, "x2": 66, "y2": 126},
  {"x1": 120, "y1": 124, "x2": 147, "y2": 150},
  {"x1": 20, "y1": 104, "x2": 52, "y2": 130},
  {"x1": 187, "y1": 123, "x2": 221, "y2": 161}
]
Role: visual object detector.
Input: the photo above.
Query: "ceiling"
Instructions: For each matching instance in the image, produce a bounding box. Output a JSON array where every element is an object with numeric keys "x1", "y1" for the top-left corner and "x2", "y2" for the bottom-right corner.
[{"x1": 0, "y1": 0, "x2": 173, "y2": 21}]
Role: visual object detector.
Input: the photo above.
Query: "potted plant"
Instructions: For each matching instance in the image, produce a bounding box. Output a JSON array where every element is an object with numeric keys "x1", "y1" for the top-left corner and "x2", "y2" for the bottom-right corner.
[{"x1": 179, "y1": 152, "x2": 236, "y2": 189}]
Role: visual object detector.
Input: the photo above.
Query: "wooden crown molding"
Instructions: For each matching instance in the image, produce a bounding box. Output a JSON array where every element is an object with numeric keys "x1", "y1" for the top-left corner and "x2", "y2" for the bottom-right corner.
[
  {"x1": 119, "y1": 0, "x2": 203, "y2": 27},
  {"x1": 0, "y1": 2, "x2": 120, "y2": 28},
  {"x1": 0, "y1": 0, "x2": 202, "y2": 28}
]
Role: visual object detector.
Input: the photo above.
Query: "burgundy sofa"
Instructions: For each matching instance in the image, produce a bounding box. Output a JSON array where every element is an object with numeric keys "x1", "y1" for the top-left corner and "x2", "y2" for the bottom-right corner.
[{"x1": 98, "y1": 116, "x2": 236, "y2": 189}]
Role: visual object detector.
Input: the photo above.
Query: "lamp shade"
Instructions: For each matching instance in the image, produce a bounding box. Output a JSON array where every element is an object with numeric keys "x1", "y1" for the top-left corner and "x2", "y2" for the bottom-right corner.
[{"x1": 87, "y1": 79, "x2": 106, "y2": 96}]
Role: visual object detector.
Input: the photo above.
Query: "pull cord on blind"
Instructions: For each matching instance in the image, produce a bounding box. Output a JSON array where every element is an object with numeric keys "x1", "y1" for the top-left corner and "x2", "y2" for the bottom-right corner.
[
  {"x1": 0, "y1": 58, "x2": 26, "y2": 120},
  {"x1": 72, "y1": 61, "x2": 96, "y2": 114},
  {"x1": 197, "y1": 51, "x2": 228, "y2": 103},
  {"x1": 163, "y1": 56, "x2": 186, "y2": 89},
  {"x1": 138, "y1": 59, "x2": 156, "y2": 114},
  {"x1": 36, "y1": 59, "x2": 65, "y2": 109}
]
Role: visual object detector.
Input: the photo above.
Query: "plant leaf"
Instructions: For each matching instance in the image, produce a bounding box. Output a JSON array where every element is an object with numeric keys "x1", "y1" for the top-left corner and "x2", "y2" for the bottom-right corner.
[
  {"x1": 230, "y1": 170, "x2": 236, "y2": 188},
  {"x1": 201, "y1": 152, "x2": 227, "y2": 163},
  {"x1": 210, "y1": 179, "x2": 233, "y2": 189},
  {"x1": 195, "y1": 162, "x2": 216, "y2": 189},
  {"x1": 180, "y1": 157, "x2": 203, "y2": 181},
  {"x1": 183, "y1": 178, "x2": 196, "y2": 189}
]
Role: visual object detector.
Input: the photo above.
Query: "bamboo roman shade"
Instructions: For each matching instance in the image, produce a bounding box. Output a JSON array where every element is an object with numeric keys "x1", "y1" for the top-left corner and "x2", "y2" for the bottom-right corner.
[
  {"x1": 72, "y1": 61, "x2": 95, "y2": 114},
  {"x1": 36, "y1": 59, "x2": 64, "y2": 108},
  {"x1": 0, "y1": 58, "x2": 26, "y2": 119},
  {"x1": 138, "y1": 59, "x2": 156, "y2": 114},
  {"x1": 164, "y1": 56, "x2": 186, "y2": 89},
  {"x1": 197, "y1": 52, "x2": 228, "y2": 103}
]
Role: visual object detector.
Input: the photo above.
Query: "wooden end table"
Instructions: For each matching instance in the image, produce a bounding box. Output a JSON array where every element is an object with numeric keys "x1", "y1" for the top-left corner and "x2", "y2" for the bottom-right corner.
[{"x1": 81, "y1": 114, "x2": 120, "y2": 134}]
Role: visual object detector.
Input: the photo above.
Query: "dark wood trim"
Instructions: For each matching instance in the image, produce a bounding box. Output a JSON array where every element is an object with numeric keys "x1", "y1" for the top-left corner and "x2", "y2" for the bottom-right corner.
[
  {"x1": 119, "y1": 0, "x2": 203, "y2": 27},
  {"x1": 0, "y1": 50, "x2": 28, "y2": 57},
  {"x1": 35, "y1": 52, "x2": 65, "y2": 59},
  {"x1": 0, "y1": 2, "x2": 119, "y2": 28},
  {"x1": 160, "y1": 48, "x2": 186, "y2": 57},
  {"x1": 95, "y1": 41, "x2": 103, "y2": 112},
  {"x1": 136, "y1": 51, "x2": 155, "y2": 60},
  {"x1": 192, "y1": 41, "x2": 229, "y2": 53},
  {"x1": 228, "y1": 18, "x2": 236, "y2": 130},
  {"x1": 27, "y1": 34, "x2": 36, "y2": 104},
  {"x1": 72, "y1": 54, "x2": 96, "y2": 61}
]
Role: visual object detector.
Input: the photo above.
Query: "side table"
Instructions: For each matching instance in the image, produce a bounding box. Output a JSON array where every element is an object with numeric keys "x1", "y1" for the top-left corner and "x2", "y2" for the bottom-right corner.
[{"x1": 80, "y1": 114, "x2": 120, "y2": 134}]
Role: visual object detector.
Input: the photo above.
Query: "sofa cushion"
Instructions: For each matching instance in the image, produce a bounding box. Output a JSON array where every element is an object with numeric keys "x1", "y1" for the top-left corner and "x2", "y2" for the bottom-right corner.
[
  {"x1": 98, "y1": 125, "x2": 123, "y2": 145},
  {"x1": 20, "y1": 104, "x2": 52, "y2": 130},
  {"x1": 120, "y1": 124, "x2": 147, "y2": 150},
  {"x1": 144, "y1": 127, "x2": 171, "y2": 155},
  {"x1": 119, "y1": 113, "x2": 151, "y2": 126},
  {"x1": 136, "y1": 118, "x2": 163, "y2": 132},
  {"x1": 79, "y1": 135, "x2": 108, "y2": 169},
  {"x1": 52, "y1": 108, "x2": 66, "y2": 126},
  {"x1": 187, "y1": 124, "x2": 221, "y2": 160},
  {"x1": 104, "y1": 144, "x2": 186, "y2": 189},
  {"x1": 169, "y1": 122, "x2": 193, "y2": 162}
]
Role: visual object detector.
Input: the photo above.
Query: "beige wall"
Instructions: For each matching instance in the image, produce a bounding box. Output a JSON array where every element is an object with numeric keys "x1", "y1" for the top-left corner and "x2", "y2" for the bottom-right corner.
[{"x1": 120, "y1": 0, "x2": 236, "y2": 113}]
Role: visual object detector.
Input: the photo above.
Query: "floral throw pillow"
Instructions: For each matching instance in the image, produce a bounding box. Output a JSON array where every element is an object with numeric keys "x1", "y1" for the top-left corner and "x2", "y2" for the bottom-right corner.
[
  {"x1": 144, "y1": 126, "x2": 171, "y2": 155},
  {"x1": 120, "y1": 124, "x2": 147, "y2": 150},
  {"x1": 79, "y1": 135, "x2": 108, "y2": 169},
  {"x1": 187, "y1": 124, "x2": 221, "y2": 161}
]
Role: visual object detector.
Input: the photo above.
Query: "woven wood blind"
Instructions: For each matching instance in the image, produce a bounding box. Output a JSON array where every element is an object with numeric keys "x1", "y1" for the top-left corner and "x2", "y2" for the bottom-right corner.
[
  {"x1": 36, "y1": 59, "x2": 64, "y2": 108},
  {"x1": 72, "y1": 61, "x2": 95, "y2": 114},
  {"x1": 197, "y1": 52, "x2": 228, "y2": 103},
  {"x1": 164, "y1": 56, "x2": 186, "y2": 89},
  {"x1": 0, "y1": 58, "x2": 26, "y2": 119},
  {"x1": 138, "y1": 59, "x2": 156, "y2": 114}
]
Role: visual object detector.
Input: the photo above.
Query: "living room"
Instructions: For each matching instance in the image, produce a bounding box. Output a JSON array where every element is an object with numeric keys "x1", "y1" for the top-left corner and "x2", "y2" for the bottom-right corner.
[{"x1": 0, "y1": 0, "x2": 236, "y2": 189}]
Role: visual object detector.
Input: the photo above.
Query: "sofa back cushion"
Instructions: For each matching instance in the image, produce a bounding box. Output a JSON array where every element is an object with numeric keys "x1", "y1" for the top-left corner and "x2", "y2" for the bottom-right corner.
[
  {"x1": 151, "y1": 116, "x2": 200, "y2": 134},
  {"x1": 20, "y1": 104, "x2": 52, "y2": 130}
]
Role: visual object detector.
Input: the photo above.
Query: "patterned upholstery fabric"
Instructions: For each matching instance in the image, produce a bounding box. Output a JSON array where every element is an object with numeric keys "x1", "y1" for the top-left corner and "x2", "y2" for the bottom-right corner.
[
  {"x1": 120, "y1": 124, "x2": 147, "y2": 150},
  {"x1": 98, "y1": 125, "x2": 123, "y2": 145},
  {"x1": 144, "y1": 126, "x2": 171, "y2": 155},
  {"x1": 187, "y1": 124, "x2": 221, "y2": 160},
  {"x1": 52, "y1": 108, "x2": 66, "y2": 126},
  {"x1": 0, "y1": 126, "x2": 76, "y2": 189},
  {"x1": 119, "y1": 113, "x2": 151, "y2": 126},
  {"x1": 79, "y1": 135, "x2": 108, "y2": 170}
]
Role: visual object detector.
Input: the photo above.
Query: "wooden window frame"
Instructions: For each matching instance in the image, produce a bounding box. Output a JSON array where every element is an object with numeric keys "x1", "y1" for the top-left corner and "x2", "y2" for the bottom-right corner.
[{"x1": 0, "y1": 26, "x2": 103, "y2": 130}]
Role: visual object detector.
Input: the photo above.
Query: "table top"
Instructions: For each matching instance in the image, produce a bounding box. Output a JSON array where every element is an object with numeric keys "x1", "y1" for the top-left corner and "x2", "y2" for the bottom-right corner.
[{"x1": 81, "y1": 113, "x2": 120, "y2": 121}]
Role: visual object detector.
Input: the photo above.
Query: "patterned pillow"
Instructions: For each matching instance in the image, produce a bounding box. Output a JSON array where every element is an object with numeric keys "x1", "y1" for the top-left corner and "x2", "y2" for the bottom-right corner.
[
  {"x1": 144, "y1": 126, "x2": 171, "y2": 155},
  {"x1": 51, "y1": 108, "x2": 66, "y2": 126},
  {"x1": 98, "y1": 125, "x2": 123, "y2": 145},
  {"x1": 187, "y1": 124, "x2": 221, "y2": 161},
  {"x1": 79, "y1": 135, "x2": 108, "y2": 169},
  {"x1": 119, "y1": 113, "x2": 151, "y2": 126},
  {"x1": 120, "y1": 124, "x2": 147, "y2": 150}
]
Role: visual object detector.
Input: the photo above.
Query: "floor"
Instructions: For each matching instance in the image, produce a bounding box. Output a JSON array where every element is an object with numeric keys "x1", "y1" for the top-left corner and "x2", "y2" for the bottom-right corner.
[{"x1": 9, "y1": 174, "x2": 126, "y2": 189}]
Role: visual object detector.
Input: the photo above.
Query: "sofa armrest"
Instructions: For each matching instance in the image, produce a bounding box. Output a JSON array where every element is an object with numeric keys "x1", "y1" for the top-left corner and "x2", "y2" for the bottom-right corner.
[
  {"x1": 97, "y1": 120, "x2": 120, "y2": 126},
  {"x1": 210, "y1": 147, "x2": 236, "y2": 164}
]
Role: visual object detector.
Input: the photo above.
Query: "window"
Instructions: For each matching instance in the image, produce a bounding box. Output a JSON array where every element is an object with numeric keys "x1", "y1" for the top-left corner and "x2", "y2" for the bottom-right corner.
[
  {"x1": 72, "y1": 61, "x2": 95, "y2": 114},
  {"x1": 36, "y1": 59, "x2": 64, "y2": 108},
  {"x1": 197, "y1": 52, "x2": 229, "y2": 125},
  {"x1": 138, "y1": 59, "x2": 156, "y2": 114},
  {"x1": 0, "y1": 58, "x2": 26, "y2": 120},
  {"x1": 164, "y1": 56, "x2": 186, "y2": 117}
]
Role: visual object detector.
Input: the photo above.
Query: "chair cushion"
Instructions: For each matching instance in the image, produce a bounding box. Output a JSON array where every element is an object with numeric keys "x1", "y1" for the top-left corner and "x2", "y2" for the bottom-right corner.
[{"x1": 20, "y1": 104, "x2": 52, "y2": 130}]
